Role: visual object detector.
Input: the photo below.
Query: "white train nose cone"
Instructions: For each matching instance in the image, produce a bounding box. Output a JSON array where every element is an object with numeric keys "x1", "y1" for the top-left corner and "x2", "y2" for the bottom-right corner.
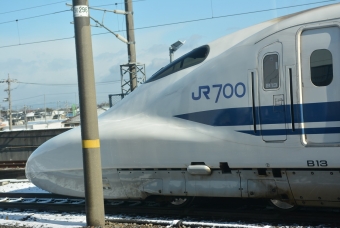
[{"x1": 25, "y1": 128, "x2": 84, "y2": 197}]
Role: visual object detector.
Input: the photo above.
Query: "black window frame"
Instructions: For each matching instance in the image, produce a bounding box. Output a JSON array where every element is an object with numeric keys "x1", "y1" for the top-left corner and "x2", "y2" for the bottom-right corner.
[{"x1": 145, "y1": 45, "x2": 210, "y2": 83}]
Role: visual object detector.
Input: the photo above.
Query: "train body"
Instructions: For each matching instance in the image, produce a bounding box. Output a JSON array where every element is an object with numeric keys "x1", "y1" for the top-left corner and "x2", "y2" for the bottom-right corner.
[{"x1": 26, "y1": 4, "x2": 340, "y2": 208}]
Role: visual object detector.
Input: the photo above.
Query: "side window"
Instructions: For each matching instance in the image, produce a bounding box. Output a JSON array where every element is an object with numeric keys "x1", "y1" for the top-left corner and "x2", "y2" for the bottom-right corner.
[
  {"x1": 310, "y1": 49, "x2": 333, "y2": 86},
  {"x1": 145, "y1": 45, "x2": 210, "y2": 83},
  {"x1": 263, "y1": 54, "x2": 279, "y2": 89}
]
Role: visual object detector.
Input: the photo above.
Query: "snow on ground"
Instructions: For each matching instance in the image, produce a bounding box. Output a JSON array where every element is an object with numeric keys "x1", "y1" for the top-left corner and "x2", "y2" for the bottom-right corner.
[
  {"x1": 0, "y1": 180, "x2": 87, "y2": 227},
  {"x1": 0, "y1": 211, "x2": 86, "y2": 228},
  {"x1": 0, "y1": 180, "x2": 48, "y2": 193},
  {"x1": 0, "y1": 180, "x2": 270, "y2": 227}
]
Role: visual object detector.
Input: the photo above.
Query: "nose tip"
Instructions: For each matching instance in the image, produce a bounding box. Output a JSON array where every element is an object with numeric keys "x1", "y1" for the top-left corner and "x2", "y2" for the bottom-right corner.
[
  {"x1": 25, "y1": 138, "x2": 54, "y2": 185},
  {"x1": 25, "y1": 128, "x2": 84, "y2": 196},
  {"x1": 25, "y1": 152, "x2": 39, "y2": 182}
]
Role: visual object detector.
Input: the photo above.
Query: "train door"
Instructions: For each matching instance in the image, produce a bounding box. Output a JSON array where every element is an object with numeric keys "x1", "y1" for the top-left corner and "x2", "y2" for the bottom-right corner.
[
  {"x1": 258, "y1": 42, "x2": 287, "y2": 142},
  {"x1": 300, "y1": 26, "x2": 340, "y2": 145}
]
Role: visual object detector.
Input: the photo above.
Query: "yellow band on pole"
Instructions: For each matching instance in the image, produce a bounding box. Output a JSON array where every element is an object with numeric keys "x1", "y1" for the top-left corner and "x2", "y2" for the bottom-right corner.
[{"x1": 82, "y1": 139, "x2": 100, "y2": 148}]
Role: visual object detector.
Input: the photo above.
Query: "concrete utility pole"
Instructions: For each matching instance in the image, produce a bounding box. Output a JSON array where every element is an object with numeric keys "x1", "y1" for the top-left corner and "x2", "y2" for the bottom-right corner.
[
  {"x1": 0, "y1": 74, "x2": 17, "y2": 131},
  {"x1": 44, "y1": 94, "x2": 47, "y2": 123},
  {"x1": 125, "y1": 0, "x2": 137, "y2": 92},
  {"x1": 78, "y1": 2, "x2": 144, "y2": 95},
  {"x1": 7, "y1": 75, "x2": 12, "y2": 131},
  {"x1": 72, "y1": 0, "x2": 105, "y2": 226},
  {"x1": 24, "y1": 105, "x2": 27, "y2": 130}
]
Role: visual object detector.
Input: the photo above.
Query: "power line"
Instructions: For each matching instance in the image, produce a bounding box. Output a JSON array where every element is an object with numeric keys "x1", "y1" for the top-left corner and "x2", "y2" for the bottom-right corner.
[
  {"x1": 0, "y1": 10, "x2": 70, "y2": 25},
  {"x1": 0, "y1": 0, "x2": 147, "y2": 22},
  {"x1": 2, "y1": 0, "x2": 334, "y2": 26},
  {"x1": 12, "y1": 92, "x2": 76, "y2": 102},
  {"x1": 12, "y1": 91, "x2": 113, "y2": 98},
  {"x1": 133, "y1": 0, "x2": 339, "y2": 31},
  {"x1": 2, "y1": 88, "x2": 113, "y2": 106},
  {"x1": 0, "y1": 1, "x2": 68, "y2": 15},
  {"x1": 12, "y1": 94, "x2": 43, "y2": 102},
  {"x1": 11, "y1": 91, "x2": 117, "y2": 103},
  {"x1": 12, "y1": 101, "x2": 70, "y2": 107},
  {"x1": 0, "y1": 0, "x2": 337, "y2": 49},
  {"x1": 0, "y1": 0, "x2": 145, "y2": 16},
  {"x1": 16, "y1": 80, "x2": 120, "y2": 86},
  {"x1": 0, "y1": 37, "x2": 74, "y2": 48}
]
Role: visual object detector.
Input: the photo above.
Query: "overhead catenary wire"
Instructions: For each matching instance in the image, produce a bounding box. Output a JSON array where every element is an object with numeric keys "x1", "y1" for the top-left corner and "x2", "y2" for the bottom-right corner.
[
  {"x1": 0, "y1": 0, "x2": 145, "y2": 15},
  {"x1": 92, "y1": 0, "x2": 147, "y2": 7},
  {"x1": 15, "y1": 20, "x2": 21, "y2": 44},
  {"x1": 132, "y1": 0, "x2": 339, "y2": 30},
  {"x1": 1, "y1": 0, "x2": 335, "y2": 26},
  {"x1": 0, "y1": 0, "x2": 147, "y2": 23},
  {"x1": 0, "y1": 0, "x2": 337, "y2": 49}
]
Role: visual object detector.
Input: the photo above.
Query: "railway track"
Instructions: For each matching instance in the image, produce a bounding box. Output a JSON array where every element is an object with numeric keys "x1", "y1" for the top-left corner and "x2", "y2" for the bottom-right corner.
[
  {"x1": 0, "y1": 160, "x2": 26, "y2": 169},
  {"x1": 0, "y1": 193, "x2": 339, "y2": 226}
]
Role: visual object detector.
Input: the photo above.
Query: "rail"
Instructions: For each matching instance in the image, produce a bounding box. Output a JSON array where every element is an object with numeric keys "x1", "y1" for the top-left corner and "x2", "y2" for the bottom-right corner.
[
  {"x1": 0, "y1": 193, "x2": 340, "y2": 226},
  {"x1": 0, "y1": 160, "x2": 26, "y2": 169}
]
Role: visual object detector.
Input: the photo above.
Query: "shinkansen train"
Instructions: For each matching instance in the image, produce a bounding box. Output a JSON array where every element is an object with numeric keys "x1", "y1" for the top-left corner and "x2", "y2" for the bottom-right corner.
[{"x1": 26, "y1": 3, "x2": 340, "y2": 209}]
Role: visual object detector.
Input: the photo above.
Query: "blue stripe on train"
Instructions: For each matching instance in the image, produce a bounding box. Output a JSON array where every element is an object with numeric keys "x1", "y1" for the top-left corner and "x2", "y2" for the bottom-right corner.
[
  {"x1": 238, "y1": 127, "x2": 340, "y2": 136},
  {"x1": 174, "y1": 101, "x2": 340, "y2": 126}
]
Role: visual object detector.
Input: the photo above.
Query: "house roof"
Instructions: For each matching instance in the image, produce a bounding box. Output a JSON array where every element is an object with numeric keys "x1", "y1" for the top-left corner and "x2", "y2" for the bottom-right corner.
[{"x1": 62, "y1": 107, "x2": 109, "y2": 124}]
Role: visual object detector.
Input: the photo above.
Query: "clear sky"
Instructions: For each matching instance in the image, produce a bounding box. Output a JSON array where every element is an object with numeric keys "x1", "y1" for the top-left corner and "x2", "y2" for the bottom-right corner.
[{"x1": 0, "y1": 0, "x2": 339, "y2": 111}]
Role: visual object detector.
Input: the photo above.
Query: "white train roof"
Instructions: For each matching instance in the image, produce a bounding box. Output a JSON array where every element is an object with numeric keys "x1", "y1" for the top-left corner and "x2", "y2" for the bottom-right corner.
[{"x1": 207, "y1": 3, "x2": 340, "y2": 59}]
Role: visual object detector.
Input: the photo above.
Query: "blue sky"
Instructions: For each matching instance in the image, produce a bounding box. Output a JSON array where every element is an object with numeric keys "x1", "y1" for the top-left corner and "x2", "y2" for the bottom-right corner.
[{"x1": 0, "y1": 0, "x2": 339, "y2": 111}]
